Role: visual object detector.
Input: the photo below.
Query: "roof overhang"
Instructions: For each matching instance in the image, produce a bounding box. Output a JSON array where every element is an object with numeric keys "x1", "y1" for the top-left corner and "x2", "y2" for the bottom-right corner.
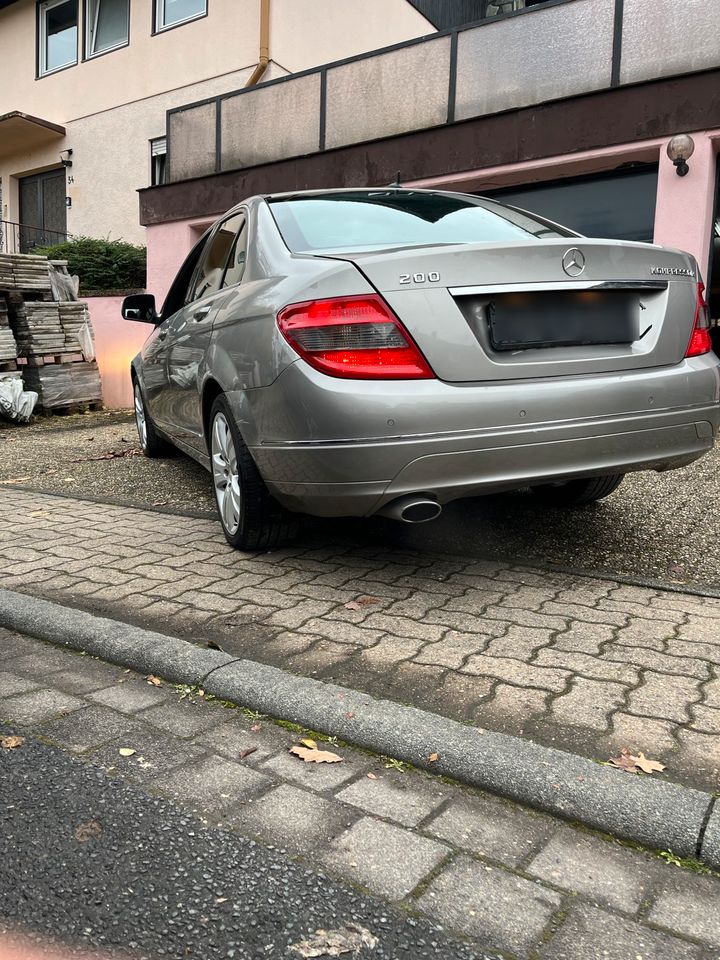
[
  {"x1": 0, "y1": 112, "x2": 66, "y2": 160},
  {"x1": 0, "y1": 1, "x2": 22, "y2": 8}
]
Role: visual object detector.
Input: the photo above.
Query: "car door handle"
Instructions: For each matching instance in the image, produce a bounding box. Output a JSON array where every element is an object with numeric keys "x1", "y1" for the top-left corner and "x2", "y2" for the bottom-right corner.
[{"x1": 193, "y1": 305, "x2": 212, "y2": 322}]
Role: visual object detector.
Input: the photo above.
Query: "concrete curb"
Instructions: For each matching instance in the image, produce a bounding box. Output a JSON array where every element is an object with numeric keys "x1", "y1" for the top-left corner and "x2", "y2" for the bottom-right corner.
[{"x1": 1, "y1": 586, "x2": 717, "y2": 868}]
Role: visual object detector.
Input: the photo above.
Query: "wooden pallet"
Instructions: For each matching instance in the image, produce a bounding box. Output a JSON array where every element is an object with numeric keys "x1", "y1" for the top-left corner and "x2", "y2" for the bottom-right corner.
[
  {"x1": 0, "y1": 359, "x2": 18, "y2": 373},
  {"x1": 19, "y1": 352, "x2": 85, "y2": 367}
]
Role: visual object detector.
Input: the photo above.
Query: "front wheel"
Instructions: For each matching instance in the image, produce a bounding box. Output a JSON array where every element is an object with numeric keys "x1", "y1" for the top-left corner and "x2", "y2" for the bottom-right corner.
[
  {"x1": 209, "y1": 394, "x2": 298, "y2": 550},
  {"x1": 531, "y1": 474, "x2": 624, "y2": 507}
]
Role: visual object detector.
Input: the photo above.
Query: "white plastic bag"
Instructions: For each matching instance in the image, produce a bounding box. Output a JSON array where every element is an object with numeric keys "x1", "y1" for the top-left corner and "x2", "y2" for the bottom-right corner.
[
  {"x1": 0, "y1": 375, "x2": 38, "y2": 423},
  {"x1": 77, "y1": 321, "x2": 96, "y2": 362}
]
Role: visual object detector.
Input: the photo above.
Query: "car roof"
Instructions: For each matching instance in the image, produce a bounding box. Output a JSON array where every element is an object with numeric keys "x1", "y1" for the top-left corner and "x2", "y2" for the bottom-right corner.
[{"x1": 229, "y1": 186, "x2": 482, "y2": 214}]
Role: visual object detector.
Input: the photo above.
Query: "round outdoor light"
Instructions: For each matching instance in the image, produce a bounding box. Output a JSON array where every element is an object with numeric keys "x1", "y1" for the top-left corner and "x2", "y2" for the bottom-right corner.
[{"x1": 666, "y1": 134, "x2": 695, "y2": 177}]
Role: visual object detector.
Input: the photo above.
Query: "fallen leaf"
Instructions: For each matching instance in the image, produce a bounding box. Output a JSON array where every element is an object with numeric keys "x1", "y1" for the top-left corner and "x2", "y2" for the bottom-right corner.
[
  {"x1": 28, "y1": 510, "x2": 50, "y2": 518},
  {"x1": 0, "y1": 735, "x2": 25, "y2": 750},
  {"x1": 206, "y1": 639, "x2": 224, "y2": 651},
  {"x1": 428, "y1": 753, "x2": 439, "y2": 763},
  {"x1": 290, "y1": 924, "x2": 378, "y2": 957},
  {"x1": 239, "y1": 747, "x2": 258, "y2": 760},
  {"x1": 74, "y1": 820, "x2": 102, "y2": 842},
  {"x1": 290, "y1": 746, "x2": 343, "y2": 764},
  {"x1": 609, "y1": 749, "x2": 638, "y2": 773},
  {"x1": 367, "y1": 772, "x2": 378, "y2": 780},
  {"x1": 250, "y1": 724, "x2": 262, "y2": 732},
  {"x1": 344, "y1": 596, "x2": 381, "y2": 610},
  {"x1": 300, "y1": 738, "x2": 318, "y2": 750},
  {"x1": 634, "y1": 752, "x2": 666, "y2": 775},
  {"x1": 0, "y1": 477, "x2": 31, "y2": 484},
  {"x1": 146, "y1": 675, "x2": 162, "y2": 686},
  {"x1": 118, "y1": 748, "x2": 136, "y2": 757},
  {"x1": 215, "y1": 897, "x2": 228, "y2": 904}
]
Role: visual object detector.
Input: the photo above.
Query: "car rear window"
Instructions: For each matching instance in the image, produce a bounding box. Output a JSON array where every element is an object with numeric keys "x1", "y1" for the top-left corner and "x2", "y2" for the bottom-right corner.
[{"x1": 268, "y1": 191, "x2": 574, "y2": 253}]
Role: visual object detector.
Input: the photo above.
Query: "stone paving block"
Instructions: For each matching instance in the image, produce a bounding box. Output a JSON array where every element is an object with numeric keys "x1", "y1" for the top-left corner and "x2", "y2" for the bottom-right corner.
[
  {"x1": 90, "y1": 727, "x2": 207, "y2": 780},
  {"x1": 462, "y1": 655, "x2": 569, "y2": 692},
  {"x1": 665, "y1": 638, "x2": 720, "y2": 665},
  {"x1": 424, "y1": 673, "x2": 495, "y2": 717},
  {"x1": 227, "y1": 783, "x2": 358, "y2": 854},
  {"x1": 425, "y1": 607, "x2": 507, "y2": 634},
  {"x1": 597, "y1": 712, "x2": 679, "y2": 757},
  {"x1": 483, "y1": 605, "x2": 569, "y2": 631},
  {"x1": 335, "y1": 770, "x2": 449, "y2": 827},
  {"x1": 691, "y1": 703, "x2": 720, "y2": 734},
  {"x1": 359, "y1": 636, "x2": 426, "y2": 667},
  {"x1": 627, "y1": 672, "x2": 701, "y2": 723},
  {"x1": 649, "y1": 871, "x2": 720, "y2": 947},
  {"x1": 41, "y1": 703, "x2": 148, "y2": 753},
  {"x1": 0, "y1": 672, "x2": 42, "y2": 698},
  {"x1": 50, "y1": 660, "x2": 129, "y2": 695},
  {"x1": 474, "y1": 684, "x2": 548, "y2": 736},
  {"x1": 0, "y1": 629, "x2": 43, "y2": 658},
  {"x1": 196, "y1": 716, "x2": 290, "y2": 766},
  {"x1": 617, "y1": 611, "x2": 676, "y2": 651},
  {"x1": 601, "y1": 645, "x2": 709, "y2": 680},
  {"x1": 324, "y1": 817, "x2": 449, "y2": 900},
  {"x1": 413, "y1": 631, "x2": 490, "y2": 669},
  {"x1": 297, "y1": 618, "x2": 381, "y2": 647},
  {"x1": 674, "y1": 729, "x2": 720, "y2": 786},
  {"x1": 11, "y1": 648, "x2": 89, "y2": 677},
  {"x1": 442, "y1": 590, "x2": 509, "y2": 613},
  {"x1": 0, "y1": 688, "x2": 84, "y2": 725},
  {"x1": 360, "y1": 613, "x2": 448, "y2": 643},
  {"x1": 484, "y1": 626, "x2": 551, "y2": 661},
  {"x1": 539, "y1": 903, "x2": 704, "y2": 960},
  {"x1": 263, "y1": 599, "x2": 337, "y2": 629},
  {"x1": 549, "y1": 677, "x2": 626, "y2": 732},
  {"x1": 528, "y1": 825, "x2": 660, "y2": 912},
  {"x1": 152, "y1": 754, "x2": 272, "y2": 814},
  {"x1": 679, "y1": 615, "x2": 720, "y2": 644},
  {"x1": 541, "y1": 601, "x2": 630, "y2": 628},
  {"x1": 534, "y1": 648, "x2": 638, "y2": 684},
  {"x1": 548, "y1": 624, "x2": 615, "y2": 655},
  {"x1": 260, "y1": 747, "x2": 363, "y2": 792},
  {"x1": 87, "y1": 679, "x2": 170, "y2": 713},
  {"x1": 417, "y1": 855, "x2": 562, "y2": 957},
  {"x1": 139, "y1": 698, "x2": 231, "y2": 738},
  {"x1": 425, "y1": 792, "x2": 553, "y2": 867}
]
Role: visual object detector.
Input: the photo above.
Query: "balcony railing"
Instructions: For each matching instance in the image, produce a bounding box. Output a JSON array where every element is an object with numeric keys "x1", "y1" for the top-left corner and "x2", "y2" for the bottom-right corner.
[
  {"x1": 163, "y1": 0, "x2": 720, "y2": 184},
  {"x1": 0, "y1": 220, "x2": 69, "y2": 255}
]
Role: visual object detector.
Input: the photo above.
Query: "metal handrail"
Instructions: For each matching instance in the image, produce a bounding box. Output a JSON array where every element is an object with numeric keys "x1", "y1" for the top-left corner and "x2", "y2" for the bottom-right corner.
[{"x1": 0, "y1": 220, "x2": 70, "y2": 255}]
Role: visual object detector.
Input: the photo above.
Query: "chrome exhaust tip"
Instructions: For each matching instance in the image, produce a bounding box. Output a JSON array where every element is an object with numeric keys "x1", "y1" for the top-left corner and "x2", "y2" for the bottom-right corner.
[{"x1": 377, "y1": 495, "x2": 442, "y2": 523}]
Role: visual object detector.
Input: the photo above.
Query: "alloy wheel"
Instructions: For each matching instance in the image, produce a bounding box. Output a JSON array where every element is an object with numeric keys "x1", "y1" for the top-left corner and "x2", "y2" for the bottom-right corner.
[{"x1": 211, "y1": 412, "x2": 241, "y2": 535}]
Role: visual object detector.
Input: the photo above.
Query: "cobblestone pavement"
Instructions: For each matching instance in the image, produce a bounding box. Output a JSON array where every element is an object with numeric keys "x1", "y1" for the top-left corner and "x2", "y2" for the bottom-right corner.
[
  {"x1": 1, "y1": 489, "x2": 720, "y2": 793},
  {"x1": 2, "y1": 630, "x2": 720, "y2": 960}
]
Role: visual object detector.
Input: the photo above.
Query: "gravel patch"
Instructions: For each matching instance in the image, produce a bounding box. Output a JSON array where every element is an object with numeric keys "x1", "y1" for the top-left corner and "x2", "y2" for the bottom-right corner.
[{"x1": 1, "y1": 409, "x2": 718, "y2": 589}]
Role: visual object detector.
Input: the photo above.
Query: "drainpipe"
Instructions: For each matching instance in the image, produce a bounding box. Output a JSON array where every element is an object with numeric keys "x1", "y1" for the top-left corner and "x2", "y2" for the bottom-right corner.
[{"x1": 245, "y1": 0, "x2": 270, "y2": 86}]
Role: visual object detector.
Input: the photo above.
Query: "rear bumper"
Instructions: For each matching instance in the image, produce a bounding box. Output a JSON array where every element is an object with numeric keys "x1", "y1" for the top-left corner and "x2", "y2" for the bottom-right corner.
[{"x1": 231, "y1": 355, "x2": 720, "y2": 517}]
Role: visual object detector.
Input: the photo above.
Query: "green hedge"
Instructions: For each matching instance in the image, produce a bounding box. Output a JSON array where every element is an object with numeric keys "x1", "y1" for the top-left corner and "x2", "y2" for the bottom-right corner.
[{"x1": 33, "y1": 237, "x2": 147, "y2": 295}]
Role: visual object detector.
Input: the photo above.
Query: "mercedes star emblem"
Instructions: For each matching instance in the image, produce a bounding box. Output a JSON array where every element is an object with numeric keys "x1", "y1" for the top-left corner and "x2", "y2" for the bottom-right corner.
[{"x1": 562, "y1": 248, "x2": 586, "y2": 277}]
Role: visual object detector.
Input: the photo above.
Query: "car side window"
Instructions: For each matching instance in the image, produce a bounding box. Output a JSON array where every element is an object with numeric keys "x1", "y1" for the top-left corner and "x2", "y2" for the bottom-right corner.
[
  {"x1": 186, "y1": 213, "x2": 244, "y2": 304},
  {"x1": 221, "y1": 221, "x2": 248, "y2": 289}
]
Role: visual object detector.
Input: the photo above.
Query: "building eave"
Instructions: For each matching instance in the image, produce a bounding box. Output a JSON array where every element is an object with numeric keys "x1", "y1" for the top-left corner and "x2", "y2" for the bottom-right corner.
[{"x1": 0, "y1": 111, "x2": 67, "y2": 160}]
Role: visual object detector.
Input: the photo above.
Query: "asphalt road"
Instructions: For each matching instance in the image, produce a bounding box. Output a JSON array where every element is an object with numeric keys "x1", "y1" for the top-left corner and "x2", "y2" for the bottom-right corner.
[
  {"x1": 1, "y1": 410, "x2": 718, "y2": 589},
  {"x1": 0, "y1": 730, "x2": 492, "y2": 960}
]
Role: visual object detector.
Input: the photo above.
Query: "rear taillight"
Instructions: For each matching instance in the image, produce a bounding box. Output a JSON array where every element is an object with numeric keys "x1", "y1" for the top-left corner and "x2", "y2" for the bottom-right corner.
[
  {"x1": 277, "y1": 294, "x2": 434, "y2": 379},
  {"x1": 685, "y1": 282, "x2": 712, "y2": 357}
]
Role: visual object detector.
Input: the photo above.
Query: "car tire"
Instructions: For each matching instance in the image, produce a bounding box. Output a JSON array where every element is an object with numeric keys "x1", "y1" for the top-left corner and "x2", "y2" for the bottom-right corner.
[
  {"x1": 209, "y1": 394, "x2": 298, "y2": 550},
  {"x1": 531, "y1": 474, "x2": 624, "y2": 506},
  {"x1": 134, "y1": 380, "x2": 172, "y2": 458}
]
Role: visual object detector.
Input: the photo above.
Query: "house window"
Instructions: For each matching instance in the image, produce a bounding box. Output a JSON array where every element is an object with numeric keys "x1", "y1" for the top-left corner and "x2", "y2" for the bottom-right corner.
[
  {"x1": 155, "y1": 0, "x2": 206, "y2": 31},
  {"x1": 39, "y1": 0, "x2": 78, "y2": 75},
  {"x1": 86, "y1": 0, "x2": 130, "y2": 57},
  {"x1": 150, "y1": 137, "x2": 167, "y2": 186}
]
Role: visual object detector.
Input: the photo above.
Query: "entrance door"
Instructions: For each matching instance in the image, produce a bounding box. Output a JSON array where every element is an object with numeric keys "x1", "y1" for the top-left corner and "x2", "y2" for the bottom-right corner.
[{"x1": 19, "y1": 169, "x2": 67, "y2": 252}]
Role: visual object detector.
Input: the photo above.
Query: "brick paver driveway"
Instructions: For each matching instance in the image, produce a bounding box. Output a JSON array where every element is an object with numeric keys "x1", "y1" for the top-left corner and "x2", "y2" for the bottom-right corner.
[{"x1": 1, "y1": 487, "x2": 719, "y2": 791}]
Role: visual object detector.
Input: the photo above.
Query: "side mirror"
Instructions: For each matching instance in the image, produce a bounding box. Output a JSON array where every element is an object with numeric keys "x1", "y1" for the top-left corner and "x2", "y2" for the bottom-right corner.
[{"x1": 122, "y1": 294, "x2": 158, "y2": 324}]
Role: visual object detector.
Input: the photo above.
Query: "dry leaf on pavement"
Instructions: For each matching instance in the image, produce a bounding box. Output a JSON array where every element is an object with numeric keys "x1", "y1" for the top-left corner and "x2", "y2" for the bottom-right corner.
[
  {"x1": 343, "y1": 596, "x2": 381, "y2": 611},
  {"x1": 74, "y1": 820, "x2": 102, "y2": 842},
  {"x1": 118, "y1": 748, "x2": 136, "y2": 757},
  {"x1": 290, "y1": 923, "x2": 378, "y2": 957},
  {"x1": 367, "y1": 772, "x2": 378, "y2": 780},
  {"x1": 0, "y1": 735, "x2": 25, "y2": 750},
  {"x1": 290, "y1": 745, "x2": 343, "y2": 764},
  {"x1": 146, "y1": 675, "x2": 162, "y2": 686},
  {"x1": 428, "y1": 753, "x2": 439, "y2": 763},
  {"x1": 608, "y1": 747, "x2": 665, "y2": 775},
  {"x1": 633, "y1": 752, "x2": 666, "y2": 774},
  {"x1": 238, "y1": 747, "x2": 258, "y2": 760},
  {"x1": 300, "y1": 738, "x2": 317, "y2": 750}
]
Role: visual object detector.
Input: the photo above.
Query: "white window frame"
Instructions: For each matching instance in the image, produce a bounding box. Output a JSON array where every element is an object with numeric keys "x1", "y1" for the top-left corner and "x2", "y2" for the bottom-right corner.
[
  {"x1": 85, "y1": 0, "x2": 130, "y2": 59},
  {"x1": 150, "y1": 137, "x2": 167, "y2": 186},
  {"x1": 154, "y1": 0, "x2": 207, "y2": 33},
  {"x1": 38, "y1": 0, "x2": 79, "y2": 77}
]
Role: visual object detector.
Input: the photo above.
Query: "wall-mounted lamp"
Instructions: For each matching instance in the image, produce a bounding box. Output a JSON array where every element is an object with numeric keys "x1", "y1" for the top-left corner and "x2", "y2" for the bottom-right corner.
[
  {"x1": 60, "y1": 148, "x2": 73, "y2": 168},
  {"x1": 666, "y1": 135, "x2": 694, "y2": 177}
]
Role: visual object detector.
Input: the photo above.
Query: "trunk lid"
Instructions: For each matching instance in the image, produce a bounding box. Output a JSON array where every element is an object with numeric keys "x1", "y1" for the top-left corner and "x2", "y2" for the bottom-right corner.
[{"x1": 323, "y1": 239, "x2": 699, "y2": 382}]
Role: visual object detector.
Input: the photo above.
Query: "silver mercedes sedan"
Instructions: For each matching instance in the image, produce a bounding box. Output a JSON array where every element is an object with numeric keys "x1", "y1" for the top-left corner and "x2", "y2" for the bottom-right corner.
[{"x1": 124, "y1": 188, "x2": 720, "y2": 550}]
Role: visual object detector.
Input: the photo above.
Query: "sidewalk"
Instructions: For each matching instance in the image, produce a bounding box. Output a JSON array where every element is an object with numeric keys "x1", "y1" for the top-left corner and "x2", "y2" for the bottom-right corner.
[
  {"x1": 2, "y1": 626, "x2": 720, "y2": 960},
  {"x1": 1, "y1": 488, "x2": 719, "y2": 792}
]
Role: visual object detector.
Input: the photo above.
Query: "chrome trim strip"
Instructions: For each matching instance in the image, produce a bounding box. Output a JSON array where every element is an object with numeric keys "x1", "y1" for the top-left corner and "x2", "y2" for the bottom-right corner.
[{"x1": 449, "y1": 280, "x2": 670, "y2": 295}]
